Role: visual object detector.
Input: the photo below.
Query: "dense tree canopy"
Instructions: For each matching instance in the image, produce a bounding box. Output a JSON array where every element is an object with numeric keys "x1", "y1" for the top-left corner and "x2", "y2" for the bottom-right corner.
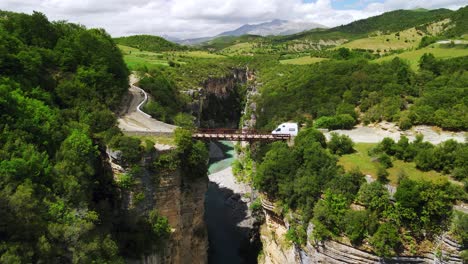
[
  {"x1": 256, "y1": 55, "x2": 467, "y2": 131},
  {"x1": 0, "y1": 10, "x2": 177, "y2": 262},
  {"x1": 254, "y1": 128, "x2": 461, "y2": 256}
]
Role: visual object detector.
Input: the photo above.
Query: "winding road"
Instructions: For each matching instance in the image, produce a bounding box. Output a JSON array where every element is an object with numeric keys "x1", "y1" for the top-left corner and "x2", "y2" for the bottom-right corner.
[{"x1": 118, "y1": 75, "x2": 177, "y2": 134}]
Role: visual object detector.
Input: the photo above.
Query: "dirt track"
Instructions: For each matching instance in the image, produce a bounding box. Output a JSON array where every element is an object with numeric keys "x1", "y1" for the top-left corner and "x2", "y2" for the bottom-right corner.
[
  {"x1": 118, "y1": 75, "x2": 177, "y2": 134},
  {"x1": 324, "y1": 122, "x2": 466, "y2": 144}
]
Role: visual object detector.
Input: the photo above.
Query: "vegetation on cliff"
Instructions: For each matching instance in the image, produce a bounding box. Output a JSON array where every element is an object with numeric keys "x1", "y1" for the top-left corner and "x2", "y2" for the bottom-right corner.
[
  {"x1": 253, "y1": 129, "x2": 466, "y2": 257},
  {"x1": 0, "y1": 11, "x2": 210, "y2": 262}
]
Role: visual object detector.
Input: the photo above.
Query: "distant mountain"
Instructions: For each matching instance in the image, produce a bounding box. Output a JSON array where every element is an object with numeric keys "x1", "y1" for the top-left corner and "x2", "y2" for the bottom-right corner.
[
  {"x1": 114, "y1": 35, "x2": 187, "y2": 52},
  {"x1": 160, "y1": 34, "x2": 181, "y2": 43},
  {"x1": 174, "y1": 19, "x2": 326, "y2": 46},
  {"x1": 176, "y1": 36, "x2": 215, "y2": 46},
  {"x1": 218, "y1": 19, "x2": 326, "y2": 37}
]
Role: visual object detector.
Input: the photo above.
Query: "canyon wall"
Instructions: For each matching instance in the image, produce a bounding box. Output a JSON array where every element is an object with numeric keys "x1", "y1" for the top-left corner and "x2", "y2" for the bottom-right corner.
[
  {"x1": 188, "y1": 68, "x2": 255, "y2": 128},
  {"x1": 258, "y1": 198, "x2": 464, "y2": 264},
  {"x1": 108, "y1": 148, "x2": 208, "y2": 264}
]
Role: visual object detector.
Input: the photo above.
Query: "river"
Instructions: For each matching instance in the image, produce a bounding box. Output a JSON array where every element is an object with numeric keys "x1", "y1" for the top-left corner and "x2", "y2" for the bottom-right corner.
[{"x1": 205, "y1": 141, "x2": 259, "y2": 264}]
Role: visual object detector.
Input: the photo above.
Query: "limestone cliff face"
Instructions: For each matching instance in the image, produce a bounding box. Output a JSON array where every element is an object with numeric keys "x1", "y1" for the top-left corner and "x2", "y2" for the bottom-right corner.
[
  {"x1": 189, "y1": 68, "x2": 254, "y2": 128},
  {"x1": 150, "y1": 168, "x2": 208, "y2": 264},
  {"x1": 109, "y1": 148, "x2": 208, "y2": 264},
  {"x1": 258, "y1": 197, "x2": 464, "y2": 264}
]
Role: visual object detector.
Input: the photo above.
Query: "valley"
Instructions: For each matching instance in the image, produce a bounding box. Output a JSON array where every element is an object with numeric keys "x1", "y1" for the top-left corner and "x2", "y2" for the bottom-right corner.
[{"x1": 0, "y1": 4, "x2": 467, "y2": 264}]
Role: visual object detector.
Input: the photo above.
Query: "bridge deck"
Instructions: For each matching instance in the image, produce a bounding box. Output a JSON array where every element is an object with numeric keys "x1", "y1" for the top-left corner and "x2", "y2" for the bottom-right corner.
[{"x1": 192, "y1": 129, "x2": 290, "y2": 142}]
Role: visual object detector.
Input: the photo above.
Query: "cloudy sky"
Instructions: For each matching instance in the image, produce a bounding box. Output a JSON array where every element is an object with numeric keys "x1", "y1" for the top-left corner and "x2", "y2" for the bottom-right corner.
[{"x1": 0, "y1": 0, "x2": 466, "y2": 39}]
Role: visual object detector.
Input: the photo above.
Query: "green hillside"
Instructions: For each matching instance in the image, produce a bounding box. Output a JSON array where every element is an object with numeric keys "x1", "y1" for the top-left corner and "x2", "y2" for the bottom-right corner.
[
  {"x1": 114, "y1": 34, "x2": 187, "y2": 52},
  {"x1": 273, "y1": 8, "x2": 452, "y2": 44},
  {"x1": 333, "y1": 8, "x2": 452, "y2": 35}
]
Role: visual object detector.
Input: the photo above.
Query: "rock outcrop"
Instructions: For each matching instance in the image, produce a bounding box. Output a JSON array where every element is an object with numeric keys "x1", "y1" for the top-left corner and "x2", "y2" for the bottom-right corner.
[
  {"x1": 108, "y1": 147, "x2": 208, "y2": 264},
  {"x1": 189, "y1": 68, "x2": 254, "y2": 128},
  {"x1": 258, "y1": 197, "x2": 464, "y2": 264}
]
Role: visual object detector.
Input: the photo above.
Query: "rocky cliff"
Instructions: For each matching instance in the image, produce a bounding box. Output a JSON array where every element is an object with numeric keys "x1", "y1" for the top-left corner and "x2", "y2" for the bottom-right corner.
[
  {"x1": 188, "y1": 68, "x2": 254, "y2": 128},
  {"x1": 258, "y1": 198, "x2": 464, "y2": 264},
  {"x1": 108, "y1": 147, "x2": 208, "y2": 264}
]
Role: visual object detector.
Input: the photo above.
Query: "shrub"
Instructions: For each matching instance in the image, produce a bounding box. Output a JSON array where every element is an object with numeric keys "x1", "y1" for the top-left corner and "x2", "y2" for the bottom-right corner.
[
  {"x1": 286, "y1": 224, "x2": 308, "y2": 245},
  {"x1": 370, "y1": 222, "x2": 401, "y2": 257},
  {"x1": 314, "y1": 114, "x2": 356, "y2": 130},
  {"x1": 377, "y1": 166, "x2": 389, "y2": 184},
  {"x1": 249, "y1": 198, "x2": 262, "y2": 212},
  {"x1": 344, "y1": 210, "x2": 371, "y2": 245},
  {"x1": 328, "y1": 133, "x2": 354, "y2": 155},
  {"x1": 357, "y1": 182, "x2": 390, "y2": 213},
  {"x1": 116, "y1": 173, "x2": 134, "y2": 189},
  {"x1": 173, "y1": 113, "x2": 195, "y2": 128},
  {"x1": 378, "y1": 153, "x2": 393, "y2": 168},
  {"x1": 148, "y1": 210, "x2": 171, "y2": 240},
  {"x1": 110, "y1": 135, "x2": 143, "y2": 165}
]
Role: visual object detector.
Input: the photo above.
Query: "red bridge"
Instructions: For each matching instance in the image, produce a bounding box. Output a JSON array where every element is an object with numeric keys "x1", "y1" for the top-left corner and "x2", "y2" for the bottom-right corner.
[{"x1": 192, "y1": 129, "x2": 290, "y2": 142}]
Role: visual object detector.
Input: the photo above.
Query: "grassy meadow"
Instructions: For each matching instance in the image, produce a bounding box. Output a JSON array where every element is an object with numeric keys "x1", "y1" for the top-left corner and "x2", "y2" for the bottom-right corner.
[
  {"x1": 279, "y1": 56, "x2": 329, "y2": 65},
  {"x1": 374, "y1": 45, "x2": 468, "y2": 70},
  {"x1": 340, "y1": 27, "x2": 423, "y2": 52},
  {"x1": 118, "y1": 45, "x2": 225, "y2": 70},
  {"x1": 338, "y1": 143, "x2": 447, "y2": 185}
]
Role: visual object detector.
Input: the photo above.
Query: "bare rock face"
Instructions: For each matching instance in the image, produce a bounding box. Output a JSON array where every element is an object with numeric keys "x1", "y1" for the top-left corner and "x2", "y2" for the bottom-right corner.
[
  {"x1": 109, "y1": 149, "x2": 208, "y2": 264},
  {"x1": 189, "y1": 68, "x2": 254, "y2": 128},
  {"x1": 149, "y1": 169, "x2": 208, "y2": 264}
]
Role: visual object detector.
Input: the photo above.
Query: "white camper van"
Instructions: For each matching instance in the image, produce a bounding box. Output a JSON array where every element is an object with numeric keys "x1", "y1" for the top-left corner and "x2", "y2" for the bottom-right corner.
[{"x1": 271, "y1": 123, "x2": 298, "y2": 136}]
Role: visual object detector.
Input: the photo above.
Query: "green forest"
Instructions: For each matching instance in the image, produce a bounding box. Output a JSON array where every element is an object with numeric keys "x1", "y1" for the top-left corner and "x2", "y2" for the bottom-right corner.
[
  {"x1": 114, "y1": 35, "x2": 187, "y2": 52},
  {"x1": 0, "y1": 11, "x2": 209, "y2": 262},
  {"x1": 255, "y1": 54, "x2": 467, "y2": 131},
  {"x1": 252, "y1": 129, "x2": 467, "y2": 257},
  {"x1": 1, "y1": 3, "x2": 467, "y2": 263}
]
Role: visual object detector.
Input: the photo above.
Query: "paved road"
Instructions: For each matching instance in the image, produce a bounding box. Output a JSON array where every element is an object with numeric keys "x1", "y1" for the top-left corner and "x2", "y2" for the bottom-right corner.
[{"x1": 118, "y1": 75, "x2": 177, "y2": 134}]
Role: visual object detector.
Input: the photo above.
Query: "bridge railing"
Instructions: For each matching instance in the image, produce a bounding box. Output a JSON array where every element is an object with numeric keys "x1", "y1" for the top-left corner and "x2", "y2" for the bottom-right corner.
[
  {"x1": 192, "y1": 128, "x2": 291, "y2": 141},
  {"x1": 195, "y1": 128, "x2": 276, "y2": 135}
]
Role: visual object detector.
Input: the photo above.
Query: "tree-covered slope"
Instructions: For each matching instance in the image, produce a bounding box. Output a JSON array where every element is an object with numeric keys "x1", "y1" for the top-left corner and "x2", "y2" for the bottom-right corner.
[
  {"x1": 333, "y1": 8, "x2": 453, "y2": 35},
  {"x1": 444, "y1": 5, "x2": 468, "y2": 37},
  {"x1": 0, "y1": 11, "x2": 177, "y2": 262},
  {"x1": 282, "y1": 8, "x2": 453, "y2": 42},
  {"x1": 114, "y1": 34, "x2": 187, "y2": 52},
  {"x1": 255, "y1": 55, "x2": 468, "y2": 131}
]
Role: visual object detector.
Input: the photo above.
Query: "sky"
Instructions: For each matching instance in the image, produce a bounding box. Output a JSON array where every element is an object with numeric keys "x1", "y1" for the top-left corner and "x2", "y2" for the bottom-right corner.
[{"x1": 0, "y1": 0, "x2": 466, "y2": 39}]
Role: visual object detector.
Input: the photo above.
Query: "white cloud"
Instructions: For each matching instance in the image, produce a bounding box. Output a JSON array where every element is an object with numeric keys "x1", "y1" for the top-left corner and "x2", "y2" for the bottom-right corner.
[{"x1": 0, "y1": 0, "x2": 465, "y2": 39}]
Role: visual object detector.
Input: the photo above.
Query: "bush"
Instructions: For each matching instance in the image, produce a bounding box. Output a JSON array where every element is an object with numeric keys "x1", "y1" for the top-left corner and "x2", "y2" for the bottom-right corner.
[
  {"x1": 144, "y1": 101, "x2": 166, "y2": 121},
  {"x1": 286, "y1": 224, "x2": 307, "y2": 245},
  {"x1": 174, "y1": 128, "x2": 208, "y2": 178},
  {"x1": 173, "y1": 113, "x2": 195, "y2": 128},
  {"x1": 153, "y1": 151, "x2": 180, "y2": 172},
  {"x1": 314, "y1": 114, "x2": 356, "y2": 130},
  {"x1": 378, "y1": 153, "x2": 393, "y2": 168},
  {"x1": 377, "y1": 166, "x2": 389, "y2": 184},
  {"x1": 110, "y1": 135, "x2": 143, "y2": 165},
  {"x1": 450, "y1": 211, "x2": 468, "y2": 248},
  {"x1": 357, "y1": 182, "x2": 390, "y2": 213},
  {"x1": 328, "y1": 133, "x2": 354, "y2": 155},
  {"x1": 148, "y1": 210, "x2": 171, "y2": 240},
  {"x1": 370, "y1": 222, "x2": 401, "y2": 257},
  {"x1": 344, "y1": 210, "x2": 378, "y2": 245},
  {"x1": 249, "y1": 198, "x2": 262, "y2": 212},
  {"x1": 116, "y1": 173, "x2": 134, "y2": 189}
]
